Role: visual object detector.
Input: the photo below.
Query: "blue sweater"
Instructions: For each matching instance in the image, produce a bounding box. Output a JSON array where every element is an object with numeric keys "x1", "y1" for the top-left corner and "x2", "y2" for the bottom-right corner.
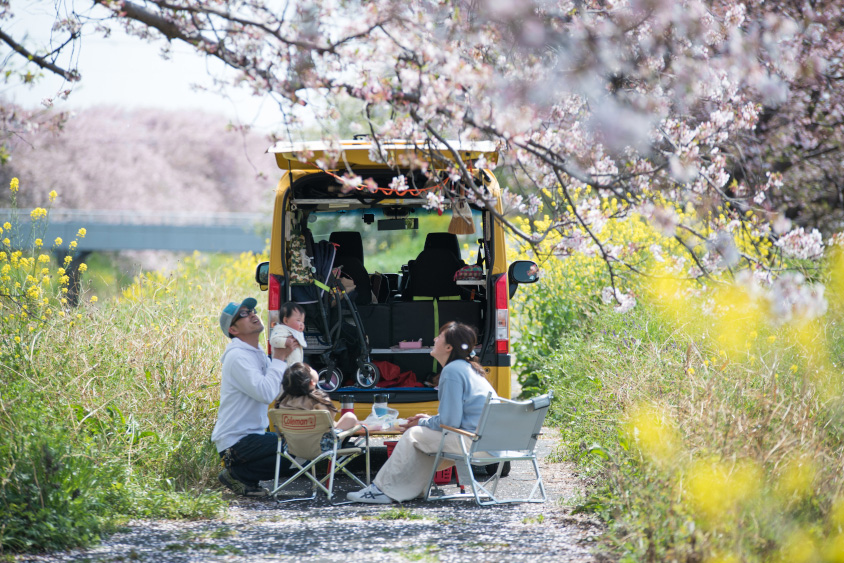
[{"x1": 419, "y1": 359, "x2": 497, "y2": 432}]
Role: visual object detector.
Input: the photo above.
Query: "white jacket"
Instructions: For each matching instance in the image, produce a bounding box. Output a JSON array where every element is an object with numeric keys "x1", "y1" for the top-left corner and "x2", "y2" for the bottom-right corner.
[{"x1": 211, "y1": 338, "x2": 287, "y2": 452}]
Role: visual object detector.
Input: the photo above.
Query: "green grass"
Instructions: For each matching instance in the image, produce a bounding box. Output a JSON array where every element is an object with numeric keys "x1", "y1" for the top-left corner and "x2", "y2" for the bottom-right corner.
[
  {"x1": 381, "y1": 544, "x2": 441, "y2": 562},
  {"x1": 371, "y1": 506, "x2": 426, "y2": 520},
  {"x1": 0, "y1": 249, "x2": 250, "y2": 554},
  {"x1": 538, "y1": 302, "x2": 844, "y2": 561}
]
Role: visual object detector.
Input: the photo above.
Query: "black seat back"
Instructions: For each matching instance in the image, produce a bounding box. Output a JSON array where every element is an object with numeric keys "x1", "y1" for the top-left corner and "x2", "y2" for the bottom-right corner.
[
  {"x1": 329, "y1": 231, "x2": 364, "y2": 263},
  {"x1": 406, "y1": 248, "x2": 462, "y2": 299},
  {"x1": 334, "y1": 254, "x2": 371, "y2": 306},
  {"x1": 424, "y1": 232, "x2": 462, "y2": 261}
]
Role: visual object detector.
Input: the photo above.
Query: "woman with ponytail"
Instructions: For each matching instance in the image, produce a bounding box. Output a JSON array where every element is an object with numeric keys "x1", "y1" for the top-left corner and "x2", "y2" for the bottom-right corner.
[{"x1": 347, "y1": 322, "x2": 496, "y2": 504}]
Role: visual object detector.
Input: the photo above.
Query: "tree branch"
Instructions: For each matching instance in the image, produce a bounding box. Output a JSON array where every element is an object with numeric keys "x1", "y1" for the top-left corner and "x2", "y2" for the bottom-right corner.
[{"x1": 0, "y1": 29, "x2": 80, "y2": 82}]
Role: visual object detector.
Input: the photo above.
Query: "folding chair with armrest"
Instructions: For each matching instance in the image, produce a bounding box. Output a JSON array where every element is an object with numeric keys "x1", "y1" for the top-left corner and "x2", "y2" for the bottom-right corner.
[
  {"x1": 267, "y1": 408, "x2": 370, "y2": 503},
  {"x1": 424, "y1": 392, "x2": 552, "y2": 506}
]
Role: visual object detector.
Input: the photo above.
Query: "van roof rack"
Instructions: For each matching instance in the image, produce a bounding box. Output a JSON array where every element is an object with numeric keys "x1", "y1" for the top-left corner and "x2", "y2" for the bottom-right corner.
[{"x1": 268, "y1": 140, "x2": 499, "y2": 171}]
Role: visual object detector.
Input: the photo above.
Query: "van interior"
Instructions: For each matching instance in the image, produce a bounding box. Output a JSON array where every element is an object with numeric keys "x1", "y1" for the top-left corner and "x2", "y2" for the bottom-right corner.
[{"x1": 280, "y1": 169, "x2": 499, "y2": 402}]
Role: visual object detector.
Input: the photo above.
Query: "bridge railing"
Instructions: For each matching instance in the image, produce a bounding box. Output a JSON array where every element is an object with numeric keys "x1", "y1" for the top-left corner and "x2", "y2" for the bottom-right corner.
[
  {"x1": 1, "y1": 208, "x2": 272, "y2": 254},
  {"x1": 1, "y1": 208, "x2": 271, "y2": 226}
]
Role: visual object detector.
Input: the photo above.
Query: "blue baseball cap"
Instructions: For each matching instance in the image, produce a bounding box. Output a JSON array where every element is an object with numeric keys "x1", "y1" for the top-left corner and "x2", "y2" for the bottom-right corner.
[{"x1": 219, "y1": 297, "x2": 258, "y2": 338}]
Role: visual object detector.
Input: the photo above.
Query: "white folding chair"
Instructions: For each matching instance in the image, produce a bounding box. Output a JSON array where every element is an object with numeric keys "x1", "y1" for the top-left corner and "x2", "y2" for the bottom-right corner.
[
  {"x1": 267, "y1": 408, "x2": 370, "y2": 503},
  {"x1": 424, "y1": 392, "x2": 552, "y2": 506}
]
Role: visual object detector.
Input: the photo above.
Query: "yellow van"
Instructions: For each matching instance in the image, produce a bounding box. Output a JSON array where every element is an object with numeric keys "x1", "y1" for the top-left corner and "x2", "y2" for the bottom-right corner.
[{"x1": 255, "y1": 140, "x2": 537, "y2": 420}]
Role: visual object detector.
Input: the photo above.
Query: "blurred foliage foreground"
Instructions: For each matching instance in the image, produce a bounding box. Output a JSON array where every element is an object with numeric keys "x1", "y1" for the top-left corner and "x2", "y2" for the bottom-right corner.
[
  {"x1": 0, "y1": 179, "x2": 263, "y2": 554},
  {"x1": 511, "y1": 194, "x2": 844, "y2": 561}
]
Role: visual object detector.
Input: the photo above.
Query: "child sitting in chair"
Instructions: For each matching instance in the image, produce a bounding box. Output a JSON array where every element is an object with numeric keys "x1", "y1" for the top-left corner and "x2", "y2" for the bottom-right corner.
[
  {"x1": 269, "y1": 302, "x2": 307, "y2": 365},
  {"x1": 273, "y1": 363, "x2": 359, "y2": 431}
]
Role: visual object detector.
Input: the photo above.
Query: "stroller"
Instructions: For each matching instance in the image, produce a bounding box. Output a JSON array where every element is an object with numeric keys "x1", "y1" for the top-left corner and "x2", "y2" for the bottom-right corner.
[{"x1": 289, "y1": 233, "x2": 380, "y2": 392}]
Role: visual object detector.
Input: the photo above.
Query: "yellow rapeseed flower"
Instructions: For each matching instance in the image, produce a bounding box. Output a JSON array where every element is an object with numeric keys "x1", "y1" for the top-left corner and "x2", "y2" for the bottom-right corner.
[
  {"x1": 78, "y1": 263, "x2": 87, "y2": 273},
  {"x1": 14, "y1": 336, "x2": 20, "y2": 343},
  {"x1": 35, "y1": 239, "x2": 43, "y2": 248},
  {"x1": 3, "y1": 222, "x2": 10, "y2": 230},
  {"x1": 10, "y1": 177, "x2": 19, "y2": 192},
  {"x1": 625, "y1": 403, "x2": 681, "y2": 465},
  {"x1": 777, "y1": 528, "x2": 819, "y2": 563},
  {"x1": 831, "y1": 496, "x2": 844, "y2": 528},
  {"x1": 705, "y1": 551, "x2": 741, "y2": 563},
  {"x1": 776, "y1": 456, "x2": 815, "y2": 499},
  {"x1": 77, "y1": 228, "x2": 87, "y2": 238},
  {"x1": 54, "y1": 237, "x2": 62, "y2": 246},
  {"x1": 90, "y1": 295, "x2": 98, "y2": 303},
  {"x1": 2, "y1": 238, "x2": 9, "y2": 246},
  {"x1": 49, "y1": 190, "x2": 57, "y2": 201},
  {"x1": 820, "y1": 533, "x2": 844, "y2": 563},
  {"x1": 685, "y1": 457, "x2": 761, "y2": 523},
  {"x1": 30, "y1": 207, "x2": 47, "y2": 220}
]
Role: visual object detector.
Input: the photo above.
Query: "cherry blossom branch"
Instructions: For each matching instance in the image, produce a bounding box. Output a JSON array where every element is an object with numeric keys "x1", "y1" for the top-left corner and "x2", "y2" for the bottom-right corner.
[
  {"x1": 0, "y1": 29, "x2": 80, "y2": 82},
  {"x1": 554, "y1": 168, "x2": 622, "y2": 298}
]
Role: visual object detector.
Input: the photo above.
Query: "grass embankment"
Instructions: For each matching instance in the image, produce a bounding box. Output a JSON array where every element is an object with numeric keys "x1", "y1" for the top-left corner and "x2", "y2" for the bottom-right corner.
[
  {"x1": 2, "y1": 179, "x2": 263, "y2": 554},
  {"x1": 508, "y1": 183, "x2": 844, "y2": 561},
  {"x1": 526, "y1": 294, "x2": 844, "y2": 561}
]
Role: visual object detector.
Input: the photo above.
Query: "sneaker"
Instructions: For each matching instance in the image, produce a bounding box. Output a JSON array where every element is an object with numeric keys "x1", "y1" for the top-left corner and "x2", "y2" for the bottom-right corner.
[
  {"x1": 347, "y1": 484, "x2": 393, "y2": 504},
  {"x1": 218, "y1": 469, "x2": 268, "y2": 497}
]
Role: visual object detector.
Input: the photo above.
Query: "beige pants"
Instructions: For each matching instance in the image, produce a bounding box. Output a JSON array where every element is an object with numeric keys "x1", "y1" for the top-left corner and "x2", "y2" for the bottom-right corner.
[{"x1": 373, "y1": 426, "x2": 468, "y2": 502}]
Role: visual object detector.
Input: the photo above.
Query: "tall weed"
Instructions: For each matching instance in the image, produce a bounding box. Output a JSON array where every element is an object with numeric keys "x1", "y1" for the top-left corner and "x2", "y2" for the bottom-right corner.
[{"x1": 1, "y1": 179, "x2": 262, "y2": 554}]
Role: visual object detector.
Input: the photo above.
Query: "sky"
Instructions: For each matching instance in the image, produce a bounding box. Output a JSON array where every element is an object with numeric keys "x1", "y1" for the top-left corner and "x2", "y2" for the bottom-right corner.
[{"x1": 2, "y1": 1, "x2": 283, "y2": 131}]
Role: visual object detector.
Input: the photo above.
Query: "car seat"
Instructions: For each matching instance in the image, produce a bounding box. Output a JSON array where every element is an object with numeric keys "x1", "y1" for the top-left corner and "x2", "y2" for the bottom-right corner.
[
  {"x1": 329, "y1": 231, "x2": 371, "y2": 306},
  {"x1": 398, "y1": 233, "x2": 466, "y2": 299},
  {"x1": 404, "y1": 247, "x2": 463, "y2": 300},
  {"x1": 424, "y1": 232, "x2": 463, "y2": 262},
  {"x1": 329, "y1": 231, "x2": 364, "y2": 263}
]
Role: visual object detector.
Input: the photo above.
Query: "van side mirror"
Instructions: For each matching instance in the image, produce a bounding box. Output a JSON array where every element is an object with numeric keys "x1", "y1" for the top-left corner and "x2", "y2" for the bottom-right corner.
[
  {"x1": 508, "y1": 260, "x2": 539, "y2": 298},
  {"x1": 255, "y1": 261, "x2": 270, "y2": 291}
]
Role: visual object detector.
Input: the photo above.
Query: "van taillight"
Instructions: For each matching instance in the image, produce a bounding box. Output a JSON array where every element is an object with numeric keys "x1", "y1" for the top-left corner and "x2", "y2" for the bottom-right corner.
[
  {"x1": 495, "y1": 274, "x2": 509, "y2": 355},
  {"x1": 267, "y1": 275, "x2": 281, "y2": 354},
  {"x1": 269, "y1": 275, "x2": 281, "y2": 312}
]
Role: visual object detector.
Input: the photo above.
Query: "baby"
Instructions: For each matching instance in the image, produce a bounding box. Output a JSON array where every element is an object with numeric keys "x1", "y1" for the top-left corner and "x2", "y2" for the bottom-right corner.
[
  {"x1": 274, "y1": 363, "x2": 359, "y2": 430},
  {"x1": 269, "y1": 302, "x2": 307, "y2": 365}
]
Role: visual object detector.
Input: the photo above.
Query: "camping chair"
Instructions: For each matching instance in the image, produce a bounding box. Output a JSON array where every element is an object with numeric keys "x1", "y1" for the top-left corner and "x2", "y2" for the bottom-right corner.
[
  {"x1": 267, "y1": 408, "x2": 370, "y2": 503},
  {"x1": 423, "y1": 392, "x2": 552, "y2": 506}
]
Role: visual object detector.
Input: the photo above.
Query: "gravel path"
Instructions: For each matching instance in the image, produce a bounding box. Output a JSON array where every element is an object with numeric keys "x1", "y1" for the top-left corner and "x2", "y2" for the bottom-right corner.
[{"x1": 17, "y1": 431, "x2": 603, "y2": 563}]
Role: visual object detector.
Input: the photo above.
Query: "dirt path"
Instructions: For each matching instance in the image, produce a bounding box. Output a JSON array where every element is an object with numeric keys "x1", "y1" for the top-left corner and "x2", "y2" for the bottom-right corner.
[{"x1": 18, "y1": 432, "x2": 603, "y2": 563}]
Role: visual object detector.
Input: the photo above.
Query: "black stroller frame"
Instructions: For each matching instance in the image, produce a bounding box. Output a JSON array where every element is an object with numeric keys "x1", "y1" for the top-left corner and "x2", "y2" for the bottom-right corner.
[{"x1": 284, "y1": 225, "x2": 380, "y2": 392}]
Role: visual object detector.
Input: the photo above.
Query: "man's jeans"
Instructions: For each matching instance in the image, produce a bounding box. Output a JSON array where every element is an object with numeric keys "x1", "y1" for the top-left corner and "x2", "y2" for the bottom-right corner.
[{"x1": 221, "y1": 433, "x2": 294, "y2": 486}]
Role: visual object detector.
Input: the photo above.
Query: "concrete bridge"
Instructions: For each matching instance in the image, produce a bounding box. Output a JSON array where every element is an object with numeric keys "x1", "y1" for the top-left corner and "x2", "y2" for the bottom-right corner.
[
  {"x1": 2, "y1": 208, "x2": 271, "y2": 254},
  {"x1": 2, "y1": 208, "x2": 271, "y2": 304}
]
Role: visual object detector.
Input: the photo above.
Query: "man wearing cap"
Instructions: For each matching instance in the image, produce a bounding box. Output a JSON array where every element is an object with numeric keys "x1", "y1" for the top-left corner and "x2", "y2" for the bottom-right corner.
[{"x1": 212, "y1": 297, "x2": 298, "y2": 496}]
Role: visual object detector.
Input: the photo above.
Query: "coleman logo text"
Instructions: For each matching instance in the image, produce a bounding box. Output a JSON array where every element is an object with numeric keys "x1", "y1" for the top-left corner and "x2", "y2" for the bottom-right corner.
[{"x1": 283, "y1": 415, "x2": 316, "y2": 430}]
